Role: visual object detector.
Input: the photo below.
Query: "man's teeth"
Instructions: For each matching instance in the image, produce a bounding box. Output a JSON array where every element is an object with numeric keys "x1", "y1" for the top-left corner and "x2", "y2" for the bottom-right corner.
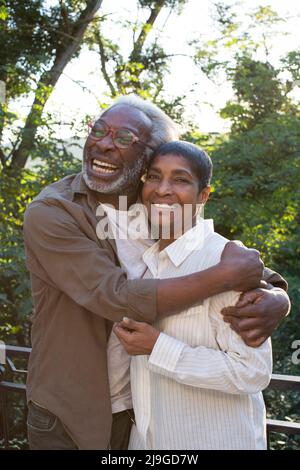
[
  {"x1": 153, "y1": 203, "x2": 178, "y2": 210},
  {"x1": 92, "y1": 160, "x2": 118, "y2": 173}
]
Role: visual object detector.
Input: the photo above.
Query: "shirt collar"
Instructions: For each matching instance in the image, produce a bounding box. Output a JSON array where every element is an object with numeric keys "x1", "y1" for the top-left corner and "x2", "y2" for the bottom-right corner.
[
  {"x1": 143, "y1": 219, "x2": 215, "y2": 275},
  {"x1": 71, "y1": 172, "x2": 101, "y2": 212},
  {"x1": 70, "y1": 172, "x2": 88, "y2": 197}
]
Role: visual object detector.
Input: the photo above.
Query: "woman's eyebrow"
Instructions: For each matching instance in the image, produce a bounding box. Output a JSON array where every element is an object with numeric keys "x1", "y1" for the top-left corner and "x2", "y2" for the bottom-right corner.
[
  {"x1": 171, "y1": 168, "x2": 193, "y2": 176},
  {"x1": 148, "y1": 166, "x2": 161, "y2": 172}
]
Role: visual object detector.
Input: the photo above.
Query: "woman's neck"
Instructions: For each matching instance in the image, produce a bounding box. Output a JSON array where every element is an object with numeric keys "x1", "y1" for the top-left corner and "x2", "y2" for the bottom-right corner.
[{"x1": 159, "y1": 237, "x2": 175, "y2": 251}]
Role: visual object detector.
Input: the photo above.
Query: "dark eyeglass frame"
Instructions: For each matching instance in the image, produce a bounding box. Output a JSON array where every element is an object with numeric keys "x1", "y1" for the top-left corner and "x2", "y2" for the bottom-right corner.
[{"x1": 88, "y1": 120, "x2": 154, "y2": 150}]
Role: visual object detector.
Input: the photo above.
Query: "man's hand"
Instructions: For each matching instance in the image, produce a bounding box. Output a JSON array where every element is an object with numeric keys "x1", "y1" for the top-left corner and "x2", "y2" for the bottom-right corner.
[
  {"x1": 114, "y1": 317, "x2": 160, "y2": 355},
  {"x1": 221, "y1": 288, "x2": 291, "y2": 347},
  {"x1": 221, "y1": 241, "x2": 264, "y2": 292}
]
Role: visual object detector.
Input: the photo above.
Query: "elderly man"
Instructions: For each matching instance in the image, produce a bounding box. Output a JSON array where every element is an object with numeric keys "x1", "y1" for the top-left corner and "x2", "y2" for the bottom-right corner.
[{"x1": 23, "y1": 95, "x2": 289, "y2": 450}]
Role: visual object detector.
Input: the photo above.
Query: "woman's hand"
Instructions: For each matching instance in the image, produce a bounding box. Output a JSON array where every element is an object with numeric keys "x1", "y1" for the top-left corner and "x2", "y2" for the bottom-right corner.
[{"x1": 114, "y1": 317, "x2": 160, "y2": 355}]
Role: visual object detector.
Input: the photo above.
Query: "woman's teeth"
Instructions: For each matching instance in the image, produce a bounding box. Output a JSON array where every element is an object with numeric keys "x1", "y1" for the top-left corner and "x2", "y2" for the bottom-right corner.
[
  {"x1": 92, "y1": 159, "x2": 118, "y2": 173},
  {"x1": 153, "y1": 203, "x2": 178, "y2": 210}
]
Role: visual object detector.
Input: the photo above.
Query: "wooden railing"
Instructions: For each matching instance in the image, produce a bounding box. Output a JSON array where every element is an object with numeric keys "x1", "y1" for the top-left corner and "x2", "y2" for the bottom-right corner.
[{"x1": 0, "y1": 345, "x2": 300, "y2": 449}]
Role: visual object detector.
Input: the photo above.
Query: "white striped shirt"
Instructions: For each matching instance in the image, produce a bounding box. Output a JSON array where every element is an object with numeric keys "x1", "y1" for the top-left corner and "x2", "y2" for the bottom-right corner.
[{"x1": 129, "y1": 219, "x2": 272, "y2": 450}]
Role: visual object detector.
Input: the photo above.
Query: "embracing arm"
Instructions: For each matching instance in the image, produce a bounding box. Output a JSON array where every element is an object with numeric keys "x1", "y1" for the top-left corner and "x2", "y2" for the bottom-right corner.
[
  {"x1": 221, "y1": 287, "x2": 290, "y2": 347},
  {"x1": 24, "y1": 201, "x2": 264, "y2": 323},
  {"x1": 263, "y1": 266, "x2": 288, "y2": 291},
  {"x1": 114, "y1": 293, "x2": 272, "y2": 395},
  {"x1": 157, "y1": 240, "x2": 263, "y2": 317}
]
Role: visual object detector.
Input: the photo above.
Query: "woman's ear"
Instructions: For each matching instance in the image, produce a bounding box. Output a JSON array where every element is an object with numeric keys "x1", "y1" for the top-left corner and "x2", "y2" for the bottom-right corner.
[{"x1": 198, "y1": 186, "x2": 211, "y2": 204}]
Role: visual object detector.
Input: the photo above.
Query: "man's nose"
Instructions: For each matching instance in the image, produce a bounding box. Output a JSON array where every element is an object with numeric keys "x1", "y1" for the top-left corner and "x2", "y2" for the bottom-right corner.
[{"x1": 95, "y1": 132, "x2": 115, "y2": 151}]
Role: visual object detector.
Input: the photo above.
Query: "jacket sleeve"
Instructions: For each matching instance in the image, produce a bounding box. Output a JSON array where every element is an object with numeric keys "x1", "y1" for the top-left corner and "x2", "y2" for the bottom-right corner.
[
  {"x1": 23, "y1": 201, "x2": 158, "y2": 323},
  {"x1": 263, "y1": 267, "x2": 288, "y2": 291}
]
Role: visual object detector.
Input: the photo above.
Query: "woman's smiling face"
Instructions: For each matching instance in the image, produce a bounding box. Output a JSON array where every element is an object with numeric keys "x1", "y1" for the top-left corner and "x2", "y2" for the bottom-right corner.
[{"x1": 142, "y1": 153, "x2": 210, "y2": 239}]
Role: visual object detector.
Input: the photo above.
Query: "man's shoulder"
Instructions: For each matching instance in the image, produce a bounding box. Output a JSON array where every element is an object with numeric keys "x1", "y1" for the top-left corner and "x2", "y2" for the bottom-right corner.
[
  {"x1": 32, "y1": 173, "x2": 82, "y2": 204},
  {"x1": 25, "y1": 173, "x2": 84, "y2": 211},
  {"x1": 24, "y1": 173, "x2": 84, "y2": 226}
]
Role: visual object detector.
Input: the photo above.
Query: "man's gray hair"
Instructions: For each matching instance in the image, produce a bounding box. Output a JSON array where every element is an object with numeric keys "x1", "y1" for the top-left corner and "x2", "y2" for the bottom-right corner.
[{"x1": 107, "y1": 95, "x2": 180, "y2": 155}]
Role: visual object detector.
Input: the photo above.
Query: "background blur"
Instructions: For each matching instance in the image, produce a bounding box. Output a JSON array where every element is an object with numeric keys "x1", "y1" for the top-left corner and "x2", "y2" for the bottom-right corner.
[{"x1": 0, "y1": 0, "x2": 299, "y2": 449}]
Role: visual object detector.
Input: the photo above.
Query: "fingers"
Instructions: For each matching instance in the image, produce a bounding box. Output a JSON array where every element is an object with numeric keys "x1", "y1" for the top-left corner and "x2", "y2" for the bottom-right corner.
[
  {"x1": 235, "y1": 292, "x2": 257, "y2": 307},
  {"x1": 259, "y1": 280, "x2": 268, "y2": 288},
  {"x1": 119, "y1": 317, "x2": 145, "y2": 331},
  {"x1": 222, "y1": 302, "x2": 263, "y2": 318},
  {"x1": 223, "y1": 312, "x2": 269, "y2": 347},
  {"x1": 239, "y1": 330, "x2": 268, "y2": 348},
  {"x1": 235, "y1": 289, "x2": 263, "y2": 307},
  {"x1": 113, "y1": 324, "x2": 133, "y2": 343},
  {"x1": 231, "y1": 240, "x2": 245, "y2": 247},
  {"x1": 224, "y1": 316, "x2": 263, "y2": 333}
]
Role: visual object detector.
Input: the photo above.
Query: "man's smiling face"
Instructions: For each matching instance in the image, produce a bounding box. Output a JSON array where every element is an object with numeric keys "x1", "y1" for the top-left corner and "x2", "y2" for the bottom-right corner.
[{"x1": 83, "y1": 105, "x2": 152, "y2": 195}]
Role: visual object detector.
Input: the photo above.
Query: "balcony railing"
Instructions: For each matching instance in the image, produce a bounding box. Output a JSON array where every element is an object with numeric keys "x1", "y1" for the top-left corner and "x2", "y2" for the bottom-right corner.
[{"x1": 1, "y1": 345, "x2": 300, "y2": 449}]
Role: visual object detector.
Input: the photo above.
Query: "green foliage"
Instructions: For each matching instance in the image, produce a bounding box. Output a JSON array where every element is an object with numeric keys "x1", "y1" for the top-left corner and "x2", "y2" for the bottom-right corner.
[
  {"x1": 205, "y1": 114, "x2": 300, "y2": 270},
  {"x1": 0, "y1": 0, "x2": 102, "y2": 170},
  {"x1": 0, "y1": 0, "x2": 90, "y2": 100},
  {"x1": 0, "y1": 0, "x2": 299, "y2": 450},
  {"x1": 0, "y1": 138, "x2": 81, "y2": 346},
  {"x1": 222, "y1": 56, "x2": 285, "y2": 131},
  {"x1": 86, "y1": 0, "x2": 189, "y2": 123}
]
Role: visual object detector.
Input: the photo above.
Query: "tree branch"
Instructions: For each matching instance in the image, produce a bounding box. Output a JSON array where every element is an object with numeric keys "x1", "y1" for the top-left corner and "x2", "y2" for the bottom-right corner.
[
  {"x1": 10, "y1": 0, "x2": 103, "y2": 169},
  {"x1": 0, "y1": 146, "x2": 6, "y2": 168},
  {"x1": 129, "y1": 0, "x2": 165, "y2": 63},
  {"x1": 95, "y1": 29, "x2": 117, "y2": 97}
]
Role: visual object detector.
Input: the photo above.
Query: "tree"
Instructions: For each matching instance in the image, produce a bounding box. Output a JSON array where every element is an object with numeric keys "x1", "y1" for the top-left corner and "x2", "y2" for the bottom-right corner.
[
  {"x1": 189, "y1": 3, "x2": 300, "y2": 267},
  {"x1": 85, "y1": 0, "x2": 189, "y2": 121},
  {"x1": 0, "y1": 0, "x2": 103, "y2": 171}
]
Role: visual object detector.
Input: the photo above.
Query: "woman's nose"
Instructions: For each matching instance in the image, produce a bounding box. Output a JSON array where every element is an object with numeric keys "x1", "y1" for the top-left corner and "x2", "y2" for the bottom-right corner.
[{"x1": 155, "y1": 180, "x2": 172, "y2": 196}]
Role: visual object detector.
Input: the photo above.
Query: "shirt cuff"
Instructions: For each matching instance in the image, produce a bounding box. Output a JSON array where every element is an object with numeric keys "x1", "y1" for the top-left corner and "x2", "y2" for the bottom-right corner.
[
  {"x1": 126, "y1": 278, "x2": 158, "y2": 322},
  {"x1": 148, "y1": 332, "x2": 185, "y2": 374}
]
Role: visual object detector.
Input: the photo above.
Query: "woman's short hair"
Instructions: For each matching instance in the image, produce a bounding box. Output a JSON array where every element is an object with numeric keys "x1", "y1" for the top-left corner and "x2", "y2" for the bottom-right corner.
[{"x1": 149, "y1": 140, "x2": 213, "y2": 191}]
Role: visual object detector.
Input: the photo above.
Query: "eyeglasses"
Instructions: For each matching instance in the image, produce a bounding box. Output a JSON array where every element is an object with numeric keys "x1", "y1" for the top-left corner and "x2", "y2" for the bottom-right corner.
[{"x1": 88, "y1": 120, "x2": 154, "y2": 150}]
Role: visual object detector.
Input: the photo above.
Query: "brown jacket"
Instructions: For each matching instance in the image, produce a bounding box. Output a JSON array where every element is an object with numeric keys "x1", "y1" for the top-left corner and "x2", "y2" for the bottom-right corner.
[
  {"x1": 23, "y1": 173, "x2": 158, "y2": 449},
  {"x1": 23, "y1": 172, "x2": 287, "y2": 449}
]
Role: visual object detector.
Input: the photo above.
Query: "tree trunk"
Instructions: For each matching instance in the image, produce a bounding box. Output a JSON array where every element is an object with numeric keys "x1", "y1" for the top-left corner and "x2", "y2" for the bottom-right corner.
[
  {"x1": 10, "y1": 0, "x2": 103, "y2": 170},
  {"x1": 129, "y1": 0, "x2": 165, "y2": 63}
]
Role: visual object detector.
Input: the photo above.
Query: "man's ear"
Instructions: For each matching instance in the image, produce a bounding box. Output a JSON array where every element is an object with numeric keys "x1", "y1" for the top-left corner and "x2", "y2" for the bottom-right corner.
[{"x1": 198, "y1": 186, "x2": 211, "y2": 204}]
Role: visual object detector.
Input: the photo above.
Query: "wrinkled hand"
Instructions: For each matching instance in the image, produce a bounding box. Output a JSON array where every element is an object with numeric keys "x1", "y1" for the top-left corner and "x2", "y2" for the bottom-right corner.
[
  {"x1": 221, "y1": 241, "x2": 264, "y2": 292},
  {"x1": 221, "y1": 288, "x2": 290, "y2": 347},
  {"x1": 114, "y1": 317, "x2": 160, "y2": 356}
]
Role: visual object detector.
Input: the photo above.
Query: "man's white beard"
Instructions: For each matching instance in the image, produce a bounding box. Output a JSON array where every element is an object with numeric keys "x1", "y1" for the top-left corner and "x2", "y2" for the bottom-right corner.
[{"x1": 82, "y1": 158, "x2": 144, "y2": 195}]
